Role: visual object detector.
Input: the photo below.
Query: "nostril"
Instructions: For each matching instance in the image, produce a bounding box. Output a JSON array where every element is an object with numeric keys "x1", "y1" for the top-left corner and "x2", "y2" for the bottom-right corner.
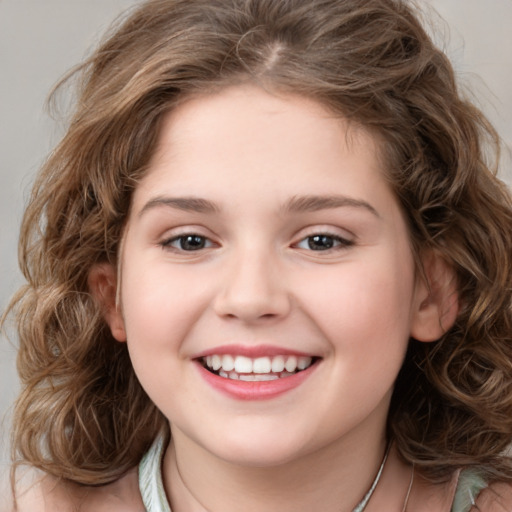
[
  {"x1": 214, "y1": 293, "x2": 291, "y2": 322},
  {"x1": 211, "y1": 257, "x2": 291, "y2": 321}
]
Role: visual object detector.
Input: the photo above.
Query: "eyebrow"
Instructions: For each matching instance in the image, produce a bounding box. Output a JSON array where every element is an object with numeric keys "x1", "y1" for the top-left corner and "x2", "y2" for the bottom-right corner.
[
  {"x1": 139, "y1": 196, "x2": 220, "y2": 217},
  {"x1": 283, "y1": 195, "x2": 380, "y2": 217},
  {"x1": 138, "y1": 194, "x2": 380, "y2": 218}
]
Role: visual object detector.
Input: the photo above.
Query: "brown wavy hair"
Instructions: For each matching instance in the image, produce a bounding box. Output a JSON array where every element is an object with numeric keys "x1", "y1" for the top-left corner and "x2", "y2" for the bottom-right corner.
[{"x1": 4, "y1": 0, "x2": 512, "y2": 486}]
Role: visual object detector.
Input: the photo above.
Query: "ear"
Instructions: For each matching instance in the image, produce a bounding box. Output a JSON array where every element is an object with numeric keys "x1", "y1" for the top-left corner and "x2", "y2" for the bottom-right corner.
[
  {"x1": 88, "y1": 263, "x2": 127, "y2": 342},
  {"x1": 410, "y1": 251, "x2": 459, "y2": 342}
]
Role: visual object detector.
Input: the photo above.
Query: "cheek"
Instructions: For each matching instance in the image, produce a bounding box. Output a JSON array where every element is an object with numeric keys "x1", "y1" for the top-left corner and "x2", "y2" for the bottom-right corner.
[
  {"x1": 296, "y1": 252, "x2": 416, "y2": 353},
  {"x1": 118, "y1": 263, "x2": 206, "y2": 411},
  {"x1": 119, "y1": 261, "x2": 210, "y2": 354},
  {"x1": 307, "y1": 256, "x2": 415, "y2": 412}
]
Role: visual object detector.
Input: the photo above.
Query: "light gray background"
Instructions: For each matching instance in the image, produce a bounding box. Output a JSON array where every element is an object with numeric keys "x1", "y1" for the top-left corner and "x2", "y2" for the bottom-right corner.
[{"x1": 1, "y1": 0, "x2": 511, "y2": 483}]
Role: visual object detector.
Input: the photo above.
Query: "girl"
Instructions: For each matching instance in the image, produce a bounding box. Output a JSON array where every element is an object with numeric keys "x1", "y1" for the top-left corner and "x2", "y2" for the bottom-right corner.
[{"x1": 4, "y1": 0, "x2": 512, "y2": 510}]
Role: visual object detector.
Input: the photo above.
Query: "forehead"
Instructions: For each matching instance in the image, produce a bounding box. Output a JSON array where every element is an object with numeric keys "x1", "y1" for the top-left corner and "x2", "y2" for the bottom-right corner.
[
  {"x1": 156, "y1": 87, "x2": 380, "y2": 152},
  {"x1": 132, "y1": 85, "x2": 392, "y2": 211}
]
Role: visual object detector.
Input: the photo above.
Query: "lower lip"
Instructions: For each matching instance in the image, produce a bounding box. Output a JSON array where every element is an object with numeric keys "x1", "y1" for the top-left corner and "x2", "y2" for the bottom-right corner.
[{"x1": 195, "y1": 362, "x2": 318, "y2": 401}]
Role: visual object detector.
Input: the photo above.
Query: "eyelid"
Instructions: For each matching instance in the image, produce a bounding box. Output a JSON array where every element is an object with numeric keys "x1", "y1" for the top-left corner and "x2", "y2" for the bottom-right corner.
[
  {"x1": 292, "y1": 225, "x2": 355, "y2": 243},
  {"x1": 296, "y1": 234, "x2": 351, "y2": 246},
  {"x1": 291, "y1": 225, "x2": 356, "y2": 254},
  {"x1": 163, "y1": 234, "x2": 214, "y2": 249},
  {"x1": 158, "y1": 226, "x2": 219, "y2": 252}
]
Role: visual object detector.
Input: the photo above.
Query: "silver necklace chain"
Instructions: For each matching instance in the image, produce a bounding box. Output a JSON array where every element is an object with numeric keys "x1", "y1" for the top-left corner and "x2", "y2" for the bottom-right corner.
[
  {"x1": 351, "y1": 445, "x2": 390, "y2": 512},
  {"x1": 139, "y1": 436, "x2": 414, "y2": 512}
]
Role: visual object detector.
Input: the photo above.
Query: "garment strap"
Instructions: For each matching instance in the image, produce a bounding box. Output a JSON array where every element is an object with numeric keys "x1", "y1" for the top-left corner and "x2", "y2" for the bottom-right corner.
[
  {"x1": 451, "y1": 468, "x2": 488, "y2": 512},
  {"x1": 139, "y1": 434, "x2": 172, "y2": 512}
]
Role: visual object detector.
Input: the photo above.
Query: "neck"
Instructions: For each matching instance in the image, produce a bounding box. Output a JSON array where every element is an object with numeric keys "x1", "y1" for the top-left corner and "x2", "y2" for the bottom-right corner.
[{"x1": 164, "y1": 425, "x2": 391, "y2": 512}]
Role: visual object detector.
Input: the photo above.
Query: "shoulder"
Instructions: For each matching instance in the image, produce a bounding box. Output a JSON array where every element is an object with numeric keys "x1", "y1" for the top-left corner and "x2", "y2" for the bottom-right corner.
[
  {"x1": 10, "y1": 467, "x2": 144, "y2": 512},
  {"x1": 472, "y1": 481, "x2": 512, "y2": 512}
]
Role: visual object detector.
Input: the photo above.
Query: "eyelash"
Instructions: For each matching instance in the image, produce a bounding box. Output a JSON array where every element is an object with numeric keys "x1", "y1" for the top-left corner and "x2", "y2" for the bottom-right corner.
[
  {"x1": 160, "y1": 233, "x2": 215, "y2": 252},
  {"x1": 160, "y1": 232, "x2": 354, "y2": 253},
  {"x1": 294, "y1": 233, "x2": 354, "y2": 252}
]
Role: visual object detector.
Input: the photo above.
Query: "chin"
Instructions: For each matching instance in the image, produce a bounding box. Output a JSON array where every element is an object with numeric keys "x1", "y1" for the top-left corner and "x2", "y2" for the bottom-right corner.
[
  {"x1": 204, "y1": 432, "x2": 314, "y2": 468},
  {"x1": 220, "y1": 449, "x2": 303, "y2": 468}
]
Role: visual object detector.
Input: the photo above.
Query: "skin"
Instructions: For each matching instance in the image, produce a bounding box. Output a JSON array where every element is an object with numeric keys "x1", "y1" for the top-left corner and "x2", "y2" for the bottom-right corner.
[{"x1": 98, "y1": 85, "x2": 457, "y2": 511}]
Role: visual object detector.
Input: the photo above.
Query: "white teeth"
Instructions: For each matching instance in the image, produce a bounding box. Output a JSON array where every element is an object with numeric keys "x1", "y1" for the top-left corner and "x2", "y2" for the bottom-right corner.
[
  {"x1": 257, "y1": 374, "x2": 279, "y2": 381},
  {"x1": 285, "y1": 356, "x2": 298, "y2": 372},
  {"x1": 239, "y1": 374, "x2": 279, "y2": 381},
  {"x1": 253, "y1": 357, "x2": 271, "y2": 373},
  {"x1": 203, "y1": 353, "x2": 315, "y2": 378},
  {"x1": 298, "y1": 356, "x2": 312, "y2": 370},
  {"x1": 271, "y1": 355, "x2": 285, "y2": 372},
  {"x1": 211, "y1": 355, "x2": 222, "y2": 371},
  {"x1": 234, "y1": 356, "x2": 253, "y2": 373},
  {"x1": 221, "y1": 354, "x2": 235, "y2": 372}
]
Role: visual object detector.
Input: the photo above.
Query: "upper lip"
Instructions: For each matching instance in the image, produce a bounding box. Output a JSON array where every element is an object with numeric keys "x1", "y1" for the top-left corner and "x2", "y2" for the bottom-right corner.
[{"x1": 192, "y1": 344, "x2": 319, "y2": 359}]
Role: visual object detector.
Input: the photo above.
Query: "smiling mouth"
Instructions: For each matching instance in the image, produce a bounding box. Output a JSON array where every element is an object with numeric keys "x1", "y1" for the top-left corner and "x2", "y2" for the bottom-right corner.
[{"x1": 199, "y1": 354, "x2": 319, "y2": 381}]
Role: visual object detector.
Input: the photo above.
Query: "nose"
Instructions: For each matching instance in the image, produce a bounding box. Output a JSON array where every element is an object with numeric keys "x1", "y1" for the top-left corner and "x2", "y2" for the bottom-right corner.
[{"x1": 213, "y1": 249, "x2": 291, "y2": 323}]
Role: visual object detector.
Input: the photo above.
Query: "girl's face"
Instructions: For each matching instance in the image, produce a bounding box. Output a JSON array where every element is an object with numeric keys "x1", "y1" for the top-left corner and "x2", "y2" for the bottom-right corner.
[{"x1": 112, "y1": 85, "x2": 429, "y2": 466}]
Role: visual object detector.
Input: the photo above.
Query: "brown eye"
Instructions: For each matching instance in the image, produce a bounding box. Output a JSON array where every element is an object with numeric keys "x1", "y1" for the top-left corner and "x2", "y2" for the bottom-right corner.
[
  {"x1": 162, "y1": 234, "x2": 212, "y2": 251},
  {"x1": 308, "y1": 235, "x2": 336, "y2": 250},
  {"x1": 296, "y1": 234, "x2": 353, "y2": 251}
]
